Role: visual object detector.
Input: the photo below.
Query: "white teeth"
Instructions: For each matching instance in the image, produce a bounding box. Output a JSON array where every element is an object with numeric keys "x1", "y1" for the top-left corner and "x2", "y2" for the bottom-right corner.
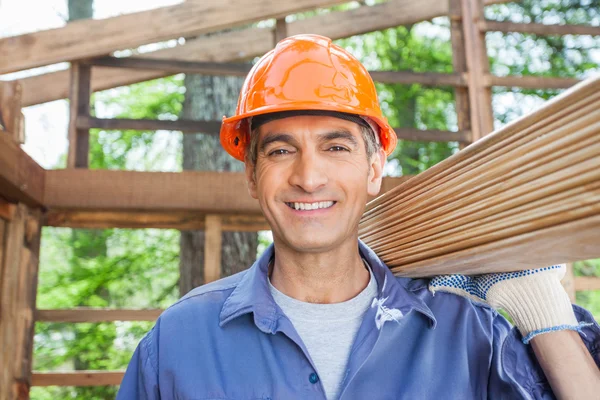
[{"x1": 288, "y1": 201, "x2": 334, "y2": 211}]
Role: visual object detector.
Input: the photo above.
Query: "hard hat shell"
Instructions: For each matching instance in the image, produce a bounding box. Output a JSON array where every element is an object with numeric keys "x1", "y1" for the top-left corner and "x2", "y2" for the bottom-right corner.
[{"x1": 220, "y1": 34, "x2": 397, "y2": 161}]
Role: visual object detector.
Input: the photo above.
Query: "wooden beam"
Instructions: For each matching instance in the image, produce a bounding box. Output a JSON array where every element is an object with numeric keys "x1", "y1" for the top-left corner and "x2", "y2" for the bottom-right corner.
[
  {"x1": 44, "y1": 210, "x2": 271, "y2": 231},
  {"x1": 204, "y1": 215, "x2": 223, "y2": 284},
  {"x1": 18, "y1": 0, "x2": 462, "y2": 106},
  {"x1": 85, "y1": 56, "x2": 252, "y2": 76},
  {"x1": 449, "y1": 0, "x2": 472, "y2": 149},
  {"x1": 0, "y1": 0, "x2": 351, "y2": 74},
  {"x1": 487, "y1": 75, "x2": 581, "y2": 89},
  {"x1": 0, "y1": 81, "x2": 23, "y2": 142},
  {"x1": 275, "y1": 18, "x2": 288, "y2": 44},
  {"x1": 0, "y1": 133, "x2": 45, "y2": 206},
  {"x1": 44, "y1": 170, "x2": 261, "y2": 213},
  {"x1": 42, "y1": 175, "x2": 411, "y2": 229},
  {"x1": 481, "y1": 20, "x2": 600, "y2": 37},
  {"x1": 574, "y1": 276, "x2": 600, "y2": 291},
  {"x1": 0, "y1": 197, "x2": 16, "y2": 221},
  {"x1": 369, "y1": 71, "x2": 466, "y2": 86},
  {"x1": 77, "y1": 116, "x2": 222, "y2": 133},
  {"x1": 36, "y1": 308, "x2": 163, "y2": 323},
  {"x1": 394, "y1": 128, "x2": 471, "y2": 143},
  {"x1": 462, "y1": 0, "x2": 495, "y2": 141},
  {"x1": 67, "y1": 62, "x2": 91, "y2": 169},
  {"x1": 31, "y1": 371, "x2": 124, "y2": 387}
]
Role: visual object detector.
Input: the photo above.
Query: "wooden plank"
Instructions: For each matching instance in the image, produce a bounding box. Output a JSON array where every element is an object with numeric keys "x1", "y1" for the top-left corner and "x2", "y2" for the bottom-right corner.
[
  {"x1": 31, "y1": 371, "x2": 124, "y2": 387},
  {"x1": 487, "y1": 75, "x2": 580, "y2": 89},
  {"x1": 85, "y1": 56, "x2": 252, "y2": 76},
  {"x1": 481, "y1": 20, "x2": 600, "y2": 37},
  {"x1": 275, "y1": 19, "x2": 288, "y2": 44},
  {"x1": 574, "y1": 276, "x2": 600, "y2": 292},
  {"x1": 18, "y1": 0, "x2": 460, "y2": 106},
  {"x1": 462, "y1": 0, "x2": 494, "y2": 141},
  {"x1": 44, "y1": 177, "x2": 412, "y2": 232},
  {"x1": 42, "y1": 171, "x2": 410, "y2": 213},
  {"x1": 0, "y1": 198, "x2": 16, "y2": 222},
  {"x1": 394, "y1": 128, "x2": 471, "y2": 143},
  {"x1": 449, "y1": 0, "x2": 472, "y2": 150},
  {"x1": 204, "y1": 215, "x2": 223, "y2": 284},
  {"x1": 44, "y1": 170, "x2": 261, "y2": 213},
  {"x1": 369, "y1": 71, "x2": 466, "y2": 86},
  {"x1": 562, "y1": 262, "x2": 576, "y2": 302},
  {"x1": 0, "y1": 133, "x2": 45, "y2": 206},
  {"x1": 77, "y1": 116, "x2": 222, "y2": 133},
  {"x1": 67, "y1": 63, "x2": 91, "y2": 169},
  {"x1": 0, "y1": 0, "x2": 351, "y2": 74},
  {"x1": 13, "y1": 207, "x2": 42, "y2": 399},
  {"x1": 44, "y1": 210, "x2": 271, "y2": 231},
  {"x1": 36, "y1": 308, "x2": 163, "y2": 323},
  {"x1": 0, "y1": 81, "x2": 23, "y2": 142},
  {"x1": 0, "y1": 204, "x2": 26, "y2": 398}
]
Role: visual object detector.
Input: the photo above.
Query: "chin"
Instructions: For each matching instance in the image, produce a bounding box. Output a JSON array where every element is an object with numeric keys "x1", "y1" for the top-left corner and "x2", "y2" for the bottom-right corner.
[{"x1": 280, "y1": 231, "x2": 347, "y2": 253}]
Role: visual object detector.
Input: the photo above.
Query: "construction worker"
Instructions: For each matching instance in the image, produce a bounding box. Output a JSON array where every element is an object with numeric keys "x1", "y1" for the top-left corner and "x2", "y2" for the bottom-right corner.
[{"x1": 117, "y1": 34, "x2": 600, "y2": 399}]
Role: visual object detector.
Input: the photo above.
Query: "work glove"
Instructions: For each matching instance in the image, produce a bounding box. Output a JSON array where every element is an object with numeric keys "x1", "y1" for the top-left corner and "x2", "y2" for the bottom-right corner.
[{"x1": 429, "y1": 264, "x2": 589, "y2": 344}]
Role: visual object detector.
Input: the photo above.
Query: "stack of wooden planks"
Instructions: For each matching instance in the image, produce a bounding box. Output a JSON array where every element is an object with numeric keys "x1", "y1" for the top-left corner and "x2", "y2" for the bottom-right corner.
[{"x1": 359, "y1": 76, "x2": 600, "y2": 277}]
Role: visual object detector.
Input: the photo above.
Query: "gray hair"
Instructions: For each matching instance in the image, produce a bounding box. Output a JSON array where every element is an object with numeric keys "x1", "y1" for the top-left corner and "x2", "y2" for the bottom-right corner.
[{"x1": 245, "y1": 124, "x2": 381, "y2": 166}]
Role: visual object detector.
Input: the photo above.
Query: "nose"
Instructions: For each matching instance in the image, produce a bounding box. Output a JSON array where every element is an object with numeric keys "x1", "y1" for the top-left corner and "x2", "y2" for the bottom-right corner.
[{"x1": 288, "y1": 150, "x2": 328, "y2": 193}]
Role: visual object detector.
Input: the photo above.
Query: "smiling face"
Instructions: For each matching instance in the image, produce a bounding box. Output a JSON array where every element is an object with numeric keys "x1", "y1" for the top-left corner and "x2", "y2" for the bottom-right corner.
[{"x1": 245, "y1": 115, "x2": 385, "y2": 254}]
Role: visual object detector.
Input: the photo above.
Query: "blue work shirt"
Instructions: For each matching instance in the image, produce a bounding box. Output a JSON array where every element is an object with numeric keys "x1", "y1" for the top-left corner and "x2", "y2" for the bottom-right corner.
[{"x1": 117, "y1": 240, "x2": 600, "y2": 399}]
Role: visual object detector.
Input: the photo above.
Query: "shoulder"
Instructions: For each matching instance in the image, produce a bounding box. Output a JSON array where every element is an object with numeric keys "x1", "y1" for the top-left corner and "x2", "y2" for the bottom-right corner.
[
  {"x1": 399, "y1": 276, "x2": 504, "y2": 330},
  {"x1": 159, "y1": 269, "x2": 248, "y2": 322}
]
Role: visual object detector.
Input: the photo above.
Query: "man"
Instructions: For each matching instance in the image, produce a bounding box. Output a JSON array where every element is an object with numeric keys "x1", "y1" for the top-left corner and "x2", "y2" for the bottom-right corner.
[{"x1": 117, "y1": 34, "x2": 600, "y2": 399}]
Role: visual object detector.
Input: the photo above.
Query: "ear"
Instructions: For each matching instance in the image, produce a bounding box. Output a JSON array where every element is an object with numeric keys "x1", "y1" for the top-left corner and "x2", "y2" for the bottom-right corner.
[
  {"x1": 245, "y1": 158, "x2": 258, "y2": 199},
  {"x1": 367, "y1": 148, "x2": 386, "y2": 197}
]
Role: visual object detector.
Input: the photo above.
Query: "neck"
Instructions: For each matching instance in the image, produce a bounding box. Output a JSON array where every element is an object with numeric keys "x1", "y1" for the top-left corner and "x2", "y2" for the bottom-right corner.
[{"x1": 269, "y1": 237, "x2": 370, "y2": 304}]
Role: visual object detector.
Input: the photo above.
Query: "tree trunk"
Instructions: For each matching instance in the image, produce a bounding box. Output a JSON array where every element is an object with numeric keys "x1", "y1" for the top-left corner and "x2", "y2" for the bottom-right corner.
[{"x1": 179, "y1": 74, "x2": 258, "y2": 295}]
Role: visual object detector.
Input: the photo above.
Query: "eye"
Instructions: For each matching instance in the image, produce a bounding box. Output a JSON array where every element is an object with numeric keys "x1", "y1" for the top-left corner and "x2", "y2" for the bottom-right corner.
[
  {"x1": 268, "y1": 149, "x2": 291, "y2": 156},
  {"x1": 328, "y1": 146, "x2": 349, "y2": 152}
]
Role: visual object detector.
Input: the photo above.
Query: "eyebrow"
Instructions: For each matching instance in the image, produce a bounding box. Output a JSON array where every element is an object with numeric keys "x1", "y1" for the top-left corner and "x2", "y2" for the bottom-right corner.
[
  {"x1": 319, "y1": 130, "x2": 359, "y2": 148},
  {"x1": 259, "y1": 133, "x2": 298, "y2": 153}
]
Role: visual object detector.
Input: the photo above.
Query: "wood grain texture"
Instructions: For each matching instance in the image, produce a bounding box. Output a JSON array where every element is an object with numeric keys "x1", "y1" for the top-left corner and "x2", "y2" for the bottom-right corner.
[
  {"x1": 67, "y1": 63, "x2": 91, "y2": 169},
  {"x1": 18, "y1": 0, "x2": 455, "y2": 106},
  {"x1": 36, "y1": 308, "x2": 163, "y2": 323},
  {"x1": 0, "y1": 0, "x2": 350, "y2": 74},
  {"x1": 359, "y1": 76, "x2": 600, "y2": 276},
  {"x1": 204, "y1": 215, "x2": 223, "y2": 284},
  {"x1": 31, "y1": 371, "x2": 124, "y2": 387},
  {"x1": 0, "y1": 133, "x2": 45, "y2": 206},
  {"x1": 481, "y1": 20, "x2": 600, "y2": 36},
  {"x1": 487, "y1": 75, "x2": 580, "y2": 89}
]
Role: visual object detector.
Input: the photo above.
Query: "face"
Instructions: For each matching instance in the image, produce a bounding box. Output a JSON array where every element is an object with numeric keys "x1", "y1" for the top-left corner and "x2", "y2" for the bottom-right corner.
[{"x1": 245, "y1": 115, "x2": 385, "y2": 254}]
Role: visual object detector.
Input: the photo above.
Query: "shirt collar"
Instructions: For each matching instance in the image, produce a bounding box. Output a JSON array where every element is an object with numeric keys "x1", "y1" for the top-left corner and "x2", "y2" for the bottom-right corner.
[{"x1": 219, "y1": 239, "x2": 437, "y2": 332}]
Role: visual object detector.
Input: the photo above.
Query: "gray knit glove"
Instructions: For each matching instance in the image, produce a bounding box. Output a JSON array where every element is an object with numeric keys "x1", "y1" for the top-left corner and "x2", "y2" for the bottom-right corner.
[{"x1": 429, "y1": 264, "x2": 590, "y2": 344}]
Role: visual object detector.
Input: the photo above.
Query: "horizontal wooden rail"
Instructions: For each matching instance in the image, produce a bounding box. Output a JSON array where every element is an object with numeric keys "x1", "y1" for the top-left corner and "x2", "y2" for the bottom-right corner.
[
  {"x1": 487, "y1": 75, "x2": 581, "y2": 89},
  {"x1": 36, "y1": 308, "x2": 163, "y2": 323},
  {"x1": 574, "y1": 276, "x2": 600, "y2": 291},
  {"x1": 87, "y1": 56, "x2": 466, "y2": 88},
  {"x1": 481, "y1": 20, "x2": 600, "y2": 37},
  {"x1": 85, "y1": 56, "x2": 252, "y2": 76},
  {"x1": 44, "y1": 211, "x2": 271, "y2": 231},
  {"x1": 76, "y1": 116, "x2": 222, "y2": 133},
  {"x1": 395, "y1": 128, "x2": 471, "y2": 143},
  {"x1": 32, "y1": 371, "x2": 124, "y2": 387}
]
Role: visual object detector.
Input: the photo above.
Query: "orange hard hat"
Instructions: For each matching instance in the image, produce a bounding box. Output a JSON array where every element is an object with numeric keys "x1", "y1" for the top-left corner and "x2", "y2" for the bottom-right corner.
[{"x1": 220, "y1": 34, "x2": 397, "y2": 162}]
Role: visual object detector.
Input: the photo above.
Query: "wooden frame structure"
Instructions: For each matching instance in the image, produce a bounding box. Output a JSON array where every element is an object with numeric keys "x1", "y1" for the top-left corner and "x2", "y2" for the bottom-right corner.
[{"x1": 1, "y1": 0, "x2": 599, "y2": 396}]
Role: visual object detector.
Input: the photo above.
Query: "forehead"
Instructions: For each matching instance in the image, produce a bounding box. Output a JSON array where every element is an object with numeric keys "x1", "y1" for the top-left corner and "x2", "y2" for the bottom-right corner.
[{"x1": 257, "y1": 115, "x2": 363, "y2": 138}]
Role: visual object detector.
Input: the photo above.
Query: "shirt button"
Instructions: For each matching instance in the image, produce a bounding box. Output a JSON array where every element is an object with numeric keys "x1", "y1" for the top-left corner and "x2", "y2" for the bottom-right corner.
[{"x1": 309, "y1": 372, "x2": 319, "y2": 384}]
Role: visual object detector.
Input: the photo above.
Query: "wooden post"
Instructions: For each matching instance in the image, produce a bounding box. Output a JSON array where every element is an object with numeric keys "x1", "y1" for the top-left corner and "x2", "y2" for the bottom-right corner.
[
  {"x1": 274, "y1": 18, "x2": 288, "y2": 44},
  {"x1": 562, "y1": 262, "x2": 577, "y2": 303},
  {"x1": 0, "y1": 81, "x2": 24, "y2": 144},
  {"x1": 0, "y1": 204, "x2": 42, "y2": 400},
  {"x1": 67, "y1": 62, "x2": 91, "y2": 169},
  {"x1": 449, "y1": 0, "x2": 472, "y2": 150},
  {"x1": 461, "y1": 0, "x2": 494, "y2": 141},
  {"x1": 204, "y1": 215, "x2": 222, "y2": 284}
]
